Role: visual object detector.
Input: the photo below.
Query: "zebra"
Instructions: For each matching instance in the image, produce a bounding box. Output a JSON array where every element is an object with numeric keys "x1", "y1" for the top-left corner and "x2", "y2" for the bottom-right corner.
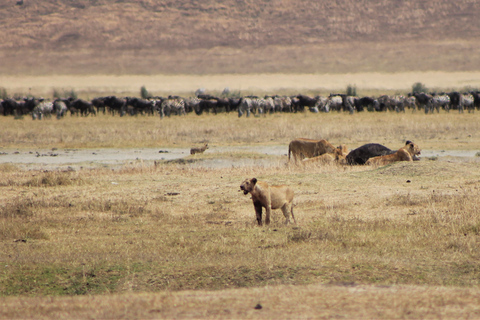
[
  {"x1": 32, "y1": 100, "x2": 53, "y2": 120},
  {"x1": 428, "y1": 94, "x2": 450, "y2": 113},
  {"x1": 404, "y1": 96, "x2": 416, "y2": 112},
  {"x1": 325, "y1": 95, "x2": 343, "y2": 112},
  {"x1": 184, "y1": 97, "x2": 201, "y2": 114},
  {"x1": 160, "y1": 98, "x2": 185, "y2": 118},
  {"x1": 463, "y1": 93, "x2": 475, "y2": 113},
  {"x1": 263, "y1": 96, "x2": 275, "y2": 114},
  {"x1": 53, "y1": 99, "x2": 68, "y2": 119},
  {"x1": 238, "y1": 97, "x2": 253, "y2": 117},
  {"x1": 314, "y1": 96, "x2": 329, "y2": 112}
]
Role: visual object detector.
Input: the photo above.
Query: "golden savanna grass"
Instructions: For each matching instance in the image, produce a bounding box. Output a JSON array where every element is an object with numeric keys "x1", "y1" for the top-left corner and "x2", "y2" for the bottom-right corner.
[{"x1": 1, "y1": 111, "x2": 480, "y2": 319}]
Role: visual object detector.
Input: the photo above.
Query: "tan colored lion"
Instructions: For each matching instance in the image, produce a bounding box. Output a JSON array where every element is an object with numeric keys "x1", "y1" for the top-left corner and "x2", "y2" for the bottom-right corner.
[
  {"x1": 366, "y1": 141, "x2": 421, "y2": 166},
  {"x1": 240, "y1": 177, "x2": 295, "y2": 226},
  {"x1": 190, "y1": 143, "x2": 209, "y2": 155},
  {"x1": 288, "y1": 138, "x2": 337, "y2": 163},
  {"x1": 302, "y1": 144, "x2": 348, "y2": 165}
]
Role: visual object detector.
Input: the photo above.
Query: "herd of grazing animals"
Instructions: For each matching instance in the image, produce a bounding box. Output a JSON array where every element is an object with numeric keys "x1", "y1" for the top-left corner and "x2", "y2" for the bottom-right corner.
[
  {"x1": 1, "y1": 90, "x2": 480, "y2": 119},
  {"x1": 0, "y1": 88, "x2": 436, "y2": 227}
]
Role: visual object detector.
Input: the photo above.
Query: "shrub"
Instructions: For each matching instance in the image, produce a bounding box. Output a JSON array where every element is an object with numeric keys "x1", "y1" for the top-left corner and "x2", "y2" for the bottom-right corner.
[
  {"x1": 346, "y1": 85, "x2": 357, "y2": 96},
  {"x1": 0, "y1": 87, "x2": 7, "y2": 99},
  {"x1": 140, "y1": 86, "x2": 150, "y2": 99},
  {"x1": 412, "y1": 82, "x2": 428, "y2": 94}
]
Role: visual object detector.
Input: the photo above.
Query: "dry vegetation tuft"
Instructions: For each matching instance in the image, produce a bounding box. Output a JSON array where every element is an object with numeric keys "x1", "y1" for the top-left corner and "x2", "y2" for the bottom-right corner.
[{"x1": 1, "y1": 112, "x2": 480, "y2": 318}]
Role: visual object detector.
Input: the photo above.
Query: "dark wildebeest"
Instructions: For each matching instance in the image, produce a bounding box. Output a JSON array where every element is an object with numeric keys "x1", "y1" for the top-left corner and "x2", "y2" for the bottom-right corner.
[
  {"x1": 1, "y1": 98, "x2": 20, "y2": 116},
  {"x1": 413, "y1": 92, "x2": 433, "y2": 113},
  {"x1": 355, "y1": 96, "x2": 379, "y2": 112},
  {"x1": 68, "y1": 98, "x2": 96, "y2": 116},
  {"x1": 345, "y1": 143, "x2": 394, "y2": 165},
  {"x1": 103, "y1": 96, "x2": 126, "y2": 116},
  {"x1": 91, "y1": 97, "x2": 106, "y2": 115},
  {"x1": 293, "y1": 94, "x2": 317, "y2": 113},
  {"x1": 126, "y1": 97, "x2": 155, "y2": 115},
  {"x1": 471, "y1": 91, "x2": 480, "y2": 111}
]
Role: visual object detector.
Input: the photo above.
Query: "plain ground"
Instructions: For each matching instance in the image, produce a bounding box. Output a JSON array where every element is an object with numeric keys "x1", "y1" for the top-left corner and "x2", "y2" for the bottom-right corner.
[{"x1": 1, "y1": 111, "x2": 480, "y2": 319}]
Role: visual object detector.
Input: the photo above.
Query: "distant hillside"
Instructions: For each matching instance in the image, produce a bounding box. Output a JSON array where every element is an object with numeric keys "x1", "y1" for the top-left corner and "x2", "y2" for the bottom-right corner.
[{"x1": 1, "y1": 0, "x2": 479, "y2": 75}]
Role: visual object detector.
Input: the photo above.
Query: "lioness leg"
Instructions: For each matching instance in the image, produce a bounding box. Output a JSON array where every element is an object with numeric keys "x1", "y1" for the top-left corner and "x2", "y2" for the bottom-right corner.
[
  {"x1": 254, "y1": 202, "x2": 263, "y2": 226},
  {"x1": 281, "y1": 204, "x2": 290, "y2": 224},
  {"x1": 290, "y1": 204, "x2": 296, "y2": 224},
  {"x1": 265, "y1": 205, "x2": 271, "y2": 225},
  {"x1": 281, "y1": 203, "x2": 296, "y2": 224}
]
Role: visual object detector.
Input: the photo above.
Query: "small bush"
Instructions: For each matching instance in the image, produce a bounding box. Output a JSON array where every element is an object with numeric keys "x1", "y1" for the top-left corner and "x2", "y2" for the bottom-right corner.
[
  {"x1": 0, "y1": 87, "x2": 8, "y2": 99},
  {"x1": 53, "y1": 88, "x2": 77, "y2": 99},
  {"x1": 346, "y1": 85, "x2": 357, "y2": 96},
  {"x1": 412, "y1": 82, "x2": 428, "y2": 94},
  {"x1": 140, "y1": 86, "x2": 150, "y2": 99}
]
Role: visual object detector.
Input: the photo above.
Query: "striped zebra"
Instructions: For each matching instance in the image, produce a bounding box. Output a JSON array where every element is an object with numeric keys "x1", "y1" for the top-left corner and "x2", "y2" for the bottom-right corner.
[
  {"x1": 53, "y1": 99, "x2": 68, "y2": 119},
  {"x1": 404, "y1": 96, "x2": 416, "y2": 112},
  {"x1": 428, "y1": 94, "x2": 450, "y2": 113},
  {"x1": 160, "y1": 97, "x2": 185, "y2": 118},
  {"x1": 250, "y1": 97, "x2": 266, "y2": 116},
  {"x1": 325, "y1": 95, "x2": 343, "y2": 112},
  {"x1": 264, "y1": 96, "x2": 275, "y2": 114},
  {"x1": 184, "y1": 97, "x2": 201, "y2": 114},
  {"x1": 272, "y1": 96, "x2": 293, "y2": 113},
  {"x1": 238, "y1": 97, "x2": 253, "y2": 117},
  {"x1": 463, "y1": 93, "x2": 475, "y2": 113},
  {"x1": 32, "y1": 100, "x2": 53, "y2": 120}
]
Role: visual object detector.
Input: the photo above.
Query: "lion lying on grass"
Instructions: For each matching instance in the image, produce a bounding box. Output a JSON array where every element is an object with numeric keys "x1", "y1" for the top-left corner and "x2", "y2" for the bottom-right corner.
[
  {"x1": 302, "y1": 144, "x2": 348, "y2": 165},
  {"x1": 288, "y1": 138, "x2": 337, "y2": 163},
  {"x1": 365, "y1": 141, "x2": 421, "y2": 166},
  {"x1": 240, "y1": 177, "x2": 296, "y2": 226}
]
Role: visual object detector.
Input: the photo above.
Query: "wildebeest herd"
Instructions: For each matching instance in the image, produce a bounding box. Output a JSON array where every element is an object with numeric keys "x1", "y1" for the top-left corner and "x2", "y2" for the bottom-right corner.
[{"x1": 1, "y1": 91, "x2": 479, "y2": 119}]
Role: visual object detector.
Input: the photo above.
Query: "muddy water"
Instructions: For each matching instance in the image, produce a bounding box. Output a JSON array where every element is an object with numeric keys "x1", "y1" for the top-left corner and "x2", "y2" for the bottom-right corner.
[{"x1": 0, "y1": 147, "x2": 478, "y2": 170}]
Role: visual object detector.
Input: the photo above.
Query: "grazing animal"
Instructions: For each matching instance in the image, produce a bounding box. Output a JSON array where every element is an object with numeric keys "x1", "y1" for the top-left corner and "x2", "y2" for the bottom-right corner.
[
  {"x1": 366, "y1": 141, "x2": 421, "y2": 166},
  {"x1": 240, "y1": 178, "x2": 295, "y2": 226},
  {"x1": 346, "y1": 143, "x2": 394, "y2": 165},
  {"x1": 161, "y1": 97, "x2": 186, "y2": 118},
  {"x1": 288, "y1": 138, "x2": 337, "y2": 163},
  {"x1": 190, "y1": 143, "x2": 209, "y2": 155}
]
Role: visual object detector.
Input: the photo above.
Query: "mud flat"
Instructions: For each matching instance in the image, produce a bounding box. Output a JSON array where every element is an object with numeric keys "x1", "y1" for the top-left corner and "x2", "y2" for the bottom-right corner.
[{"x1": 0, "y1": 147, "x2": 478, "y2": 170}]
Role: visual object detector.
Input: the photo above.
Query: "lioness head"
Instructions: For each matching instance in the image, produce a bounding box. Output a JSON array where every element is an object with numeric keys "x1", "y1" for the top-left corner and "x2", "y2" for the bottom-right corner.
[
  {"x1": 240, "y1": 178, "x2": 257, "y2": 195},
  {"x1": 404, "y1": 140, "x2": 421, "y2": 159}
]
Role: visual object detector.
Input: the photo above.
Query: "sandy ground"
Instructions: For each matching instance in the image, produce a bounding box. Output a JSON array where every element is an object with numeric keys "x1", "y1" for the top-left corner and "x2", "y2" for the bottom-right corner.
[
  {"x1": 0, "y1": 146, "x2": 478, "y2": 171},
  {"x1": 2, "y1": 72, "x2": 480, "y2": 97}
]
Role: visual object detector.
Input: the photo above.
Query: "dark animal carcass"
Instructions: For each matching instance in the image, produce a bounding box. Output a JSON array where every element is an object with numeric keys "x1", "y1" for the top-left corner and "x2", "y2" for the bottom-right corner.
[{"x1": 345, "y1": 143, "x2": 394, "y2": 165}]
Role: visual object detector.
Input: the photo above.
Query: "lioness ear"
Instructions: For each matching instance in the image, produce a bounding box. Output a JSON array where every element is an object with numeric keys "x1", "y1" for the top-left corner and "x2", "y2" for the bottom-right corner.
[
  {"x1": 251, "y1": 178, "x2": 257, "y2": 185},
  {"x1": 405, "y1": 140, "x2": 412, "y2": 145}
]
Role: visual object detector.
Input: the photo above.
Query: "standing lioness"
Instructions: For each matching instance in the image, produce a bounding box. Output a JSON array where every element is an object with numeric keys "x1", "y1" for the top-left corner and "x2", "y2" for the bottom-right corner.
[{"x1": 240, "y1": 178, "x2": 296, "y2": 226}]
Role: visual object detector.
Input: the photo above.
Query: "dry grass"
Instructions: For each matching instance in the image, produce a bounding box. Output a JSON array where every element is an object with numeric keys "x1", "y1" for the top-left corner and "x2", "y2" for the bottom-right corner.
[
  {"x1": 1, "y1": 111, "x2": 480, "y2": 150},
  {"x1": 1, "y1": 113, "x2": 480, "y2": 318}
]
